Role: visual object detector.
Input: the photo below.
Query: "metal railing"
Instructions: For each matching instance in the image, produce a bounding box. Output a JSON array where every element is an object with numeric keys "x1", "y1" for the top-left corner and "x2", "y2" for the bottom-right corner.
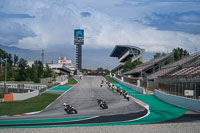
[
  {"x1": 116, "y1": 75, "x2": 139, "y2": 86},
  {"x1": 158, "y1": 78, "x2": 200, "y2": 100}
]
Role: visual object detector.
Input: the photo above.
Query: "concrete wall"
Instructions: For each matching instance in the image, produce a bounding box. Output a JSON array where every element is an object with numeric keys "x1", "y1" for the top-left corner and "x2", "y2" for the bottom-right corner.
[
  {"x1": 40, "y1": 77, "x2": 53, "y2": 84},
  {"x1": 13, "y1": 90, "x2": 39, "y2": 101},
  {"x1": 113, "y1": 77, "x2": 144, "y2": 94},
  {"x1": 155, "y1": 90, "x2": 200, "y2": 112}
]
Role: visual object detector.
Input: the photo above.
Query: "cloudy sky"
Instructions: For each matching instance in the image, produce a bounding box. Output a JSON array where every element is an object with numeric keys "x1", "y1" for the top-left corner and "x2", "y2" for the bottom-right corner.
[{"x1": 0, "y1": 0, "x2": 200, "y2": 57}]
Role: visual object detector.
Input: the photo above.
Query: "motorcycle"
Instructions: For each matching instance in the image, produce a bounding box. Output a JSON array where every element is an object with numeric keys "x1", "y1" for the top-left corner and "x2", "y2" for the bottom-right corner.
[
  {"x1": 97, "y1": 98, "x2": 108, "y2": 109},
  {"x1": 116, "y1": 87, "x2": 120, "y2": 93},
  {"x1": 64, "y1": 105, "x2": 78, "y2": 114},
  {"x1": 100, "y1": 83, "x2": 103, "y2": 87},
  {"x1": 100, "y1": 101, "x2": 108, "y2": 109},
  {"x1": 123, "y1": 92, "x2": 130, "y2": 101}
]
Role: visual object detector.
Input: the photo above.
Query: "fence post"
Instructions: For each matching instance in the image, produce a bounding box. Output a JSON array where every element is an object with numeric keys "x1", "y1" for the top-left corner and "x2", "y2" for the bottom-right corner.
[
  {"x1": 121, "y1": 76, "x2": 124, "y2": 82},
  {"x1": 137, "y1": 80, "x2": 140, "y2": 87}
]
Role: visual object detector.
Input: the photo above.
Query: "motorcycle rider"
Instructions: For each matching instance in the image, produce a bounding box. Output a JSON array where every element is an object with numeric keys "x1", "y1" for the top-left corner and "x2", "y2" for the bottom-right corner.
[
  {"x1": 112, "y1": 85, "x2": 115, "y2": 91},
  {"x1": 97, "y1": 98, "x2": 103, "y2": 105},
  {"x1": 97, "y1": 98, "x2": 108, "y2": 109},
  {"x1": 63, "y1": 103, "x2": 78, "y2": 114},
  {"x1": 63, "y1": 103, "x2": 67, "y2": 108},
  {"x1": 123, "y1": 90, "x2": 126, "y2": 95},
  {"x1": 120, "y1": 88, "x2": 123, "y2": 95},
  {"x1": 63, "y1": 103, "x2": 72, "y2": 111},
  {"x1": 116, "y1": 86, "x2": 120, "y2": 93}
]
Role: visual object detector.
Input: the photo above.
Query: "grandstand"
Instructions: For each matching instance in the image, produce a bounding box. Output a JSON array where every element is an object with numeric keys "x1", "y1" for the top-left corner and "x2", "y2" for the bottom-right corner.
[
  {"x1": 157, "y1": 53, "x2": 200, "y2": 99},
  {"x1": 124, "y1": 53, "x2": 173, "y2": 77},
  {"x1": 147, "y1": 53, "x2": 200, "y2": 89},
  {"x1": 112, "y1": 50, "x2": 200, "y2": 100},
  {"x1": 147, "y1": 54, "x2": 200, "y2": 79}
]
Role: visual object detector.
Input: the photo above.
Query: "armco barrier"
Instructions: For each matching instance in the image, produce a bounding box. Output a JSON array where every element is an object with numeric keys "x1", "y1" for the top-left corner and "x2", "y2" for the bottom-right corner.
[
  {"x1": 113, "y1": 77, "x2": 144, "y2": 94},
  {"x1": 155, "y1": 90, "x2": 200, "y2": 112},
  {"x1": 13, "y1": 90, "x2": 39, "y2": 101}
]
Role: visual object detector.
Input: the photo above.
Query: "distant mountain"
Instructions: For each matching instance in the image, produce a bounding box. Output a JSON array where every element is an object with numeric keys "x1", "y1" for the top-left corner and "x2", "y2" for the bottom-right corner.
[
  {"x1": 0, "y1": 44, "x2": 68, "y2": 64},
  {"x1": 0, "y1": 44, "x2": 155, "y2": 69}
]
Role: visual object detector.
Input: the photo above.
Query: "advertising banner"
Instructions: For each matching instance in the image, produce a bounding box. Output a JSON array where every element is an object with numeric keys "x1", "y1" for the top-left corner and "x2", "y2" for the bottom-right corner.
[
  {"x1": 184, "y1": 90, "x2": 194, "y2": 96},
  {"x1": 4, "y1": 94, "x2": 13, "y2": 102}
]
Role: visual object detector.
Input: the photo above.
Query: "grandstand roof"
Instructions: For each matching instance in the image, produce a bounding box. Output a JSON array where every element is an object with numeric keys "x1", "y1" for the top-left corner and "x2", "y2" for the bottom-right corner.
[
  {"x1": 110, "y1": 45, "x2": 145, "y2": 63},
  {"x1": 110, "y1": 45, "x2": 142, "y2": 57}
]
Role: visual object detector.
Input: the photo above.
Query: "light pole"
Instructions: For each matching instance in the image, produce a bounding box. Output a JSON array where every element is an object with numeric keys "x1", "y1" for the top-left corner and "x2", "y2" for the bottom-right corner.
[{"x1": 4, "y1": 57, "x2": 7, "y2": 93}]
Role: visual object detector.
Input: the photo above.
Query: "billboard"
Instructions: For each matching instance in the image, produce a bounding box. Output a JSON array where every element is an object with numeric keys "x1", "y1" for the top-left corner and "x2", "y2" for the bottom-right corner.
[
  {"x1": 184, "y1": 90, "x2": 194, "y2": 96},
  {"x1": 4, "y1": 94, "x2": 13, "y2": 102},
  {"x1": 74, "y1": 29, "x2": 84, "y2": 45}
]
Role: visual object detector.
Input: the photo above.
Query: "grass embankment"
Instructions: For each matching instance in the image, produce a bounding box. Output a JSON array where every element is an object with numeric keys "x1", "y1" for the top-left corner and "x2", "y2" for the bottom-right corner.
[
  {"x1": 63, "y1": 76, "x2": 78, "y2": 86},
  {"x1": 104, "y1": 76, "x2": 118, "y2": 83},
  {"x1": 0, "y1": 93, "x2": 60, "y2": 115}
]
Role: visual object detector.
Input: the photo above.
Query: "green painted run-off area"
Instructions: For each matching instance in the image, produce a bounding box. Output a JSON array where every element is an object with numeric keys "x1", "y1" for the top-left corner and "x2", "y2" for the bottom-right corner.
[{"x1": 49, "y1": 86, "x2": 71, "y2": 92}]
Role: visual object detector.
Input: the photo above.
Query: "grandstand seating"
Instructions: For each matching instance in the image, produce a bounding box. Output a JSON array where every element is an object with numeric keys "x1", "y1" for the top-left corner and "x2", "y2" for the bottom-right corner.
[{"x1": 124, "y1": 53, "x2": 173, "y2": 75}]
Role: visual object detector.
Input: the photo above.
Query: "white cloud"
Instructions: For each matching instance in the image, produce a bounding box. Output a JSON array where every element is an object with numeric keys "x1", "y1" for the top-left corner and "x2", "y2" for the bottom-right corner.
[{"x1": 1, "y1": 0, "x2": 200, "y2": 53}]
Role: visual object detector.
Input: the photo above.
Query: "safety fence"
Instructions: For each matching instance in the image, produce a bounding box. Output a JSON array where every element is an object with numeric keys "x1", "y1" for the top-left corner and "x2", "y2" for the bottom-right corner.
[
  {"x1": 0, "y1": 82, "x2": 59, "y2": 95},
  {"x1": 158, "y1": 77, "x2": 200, "y2": 100},
  {"x1": 115, "y1": 74, "x2": 139, "y2": 86},
  {"x1": 123, "y1": 76, "x2": 138, "y2": 86}
]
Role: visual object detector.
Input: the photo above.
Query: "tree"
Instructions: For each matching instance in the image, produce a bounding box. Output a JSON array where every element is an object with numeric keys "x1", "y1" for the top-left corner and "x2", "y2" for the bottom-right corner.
[
  {"x1": 96, "y1": 67, "x2": 110, "y2": 75},
  {"x1": 173, "y1": 47, "x2": 189, "y2": 61},
  {"x1": 43, "y1": 64, "x2": 53, "y2": 78},
  {"x1": 14, "y1": 54, "x2": 19, "y2": 67},
  {"x1": 16, "y1": 58, "x2": 28, "y2": 81},
  {"x1": 0, "y1": 48, "x2": 55, "y2": 82},
  {"x1": 122, "y1": 59, "x2": 142, "y2": 72},
  {"x1": 37, "y1": 61, "x2": 44, "y2": 78},
  {"x1": 154, "y1": 53, "x2": 166, "y2": 59}
]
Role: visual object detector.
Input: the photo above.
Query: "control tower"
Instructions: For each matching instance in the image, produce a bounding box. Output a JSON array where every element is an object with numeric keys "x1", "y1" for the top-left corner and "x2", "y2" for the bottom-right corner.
[{"x1": 74, "y1": 29, "x2": 84, "y2": 70}]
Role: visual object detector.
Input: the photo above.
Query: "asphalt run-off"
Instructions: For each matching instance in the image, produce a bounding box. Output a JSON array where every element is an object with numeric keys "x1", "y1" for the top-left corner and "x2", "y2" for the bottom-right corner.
[{"x1": 0, "y1": 76, "x2": 188, "y2": 128}]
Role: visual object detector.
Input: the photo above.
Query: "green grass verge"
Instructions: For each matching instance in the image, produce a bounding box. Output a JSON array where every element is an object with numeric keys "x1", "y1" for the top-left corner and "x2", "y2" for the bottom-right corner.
[
  {"x1": 104, "y1": 76, "x2": 118, "y2": 83},
  {"x1": 63, "y1": 76, "x2": 78, "y2": 86},
  {"x1": 0, "y1": 93, "x2": 60, "y2": 115}
]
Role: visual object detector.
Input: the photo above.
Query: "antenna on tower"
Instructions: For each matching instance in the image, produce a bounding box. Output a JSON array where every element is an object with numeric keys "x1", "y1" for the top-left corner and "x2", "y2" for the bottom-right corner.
[{"x1": 41, "y1": 49, "x2": 44, "y2": 64}]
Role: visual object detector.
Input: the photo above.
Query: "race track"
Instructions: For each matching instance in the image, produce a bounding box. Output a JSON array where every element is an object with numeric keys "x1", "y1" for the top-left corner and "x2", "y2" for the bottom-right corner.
[{"x1": 0, "y1": 76, "x2": 147, "y2": 127}]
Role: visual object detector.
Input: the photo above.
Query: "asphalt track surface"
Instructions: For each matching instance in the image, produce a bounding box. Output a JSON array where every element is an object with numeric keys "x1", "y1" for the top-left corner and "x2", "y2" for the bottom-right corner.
[{"x1": 0, "y1": 76, "x2": 146, "y2": 127}]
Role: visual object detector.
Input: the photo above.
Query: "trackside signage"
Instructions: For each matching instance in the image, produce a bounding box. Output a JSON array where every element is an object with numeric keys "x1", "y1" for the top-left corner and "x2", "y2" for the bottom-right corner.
[
  {"x1": 184, "y1": 90, "x2": 194, "y2": 96},
  {"x1": 4, "y1": 94, "x2": 13, "y2": 102}
]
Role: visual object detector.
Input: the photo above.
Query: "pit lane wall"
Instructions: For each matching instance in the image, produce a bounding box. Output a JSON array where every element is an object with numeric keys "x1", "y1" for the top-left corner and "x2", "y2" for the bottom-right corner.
[
  {"x1": 113, "y1": 77, "x2": 144, "y2": 94},
  {"x1": 155, "y1": 90, "x2": 200, "y2": 112}
]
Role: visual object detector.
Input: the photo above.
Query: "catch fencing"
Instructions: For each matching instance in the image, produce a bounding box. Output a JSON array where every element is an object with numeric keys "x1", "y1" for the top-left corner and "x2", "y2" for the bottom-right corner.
[{"x1": 158, "y1": 77, "x2": 200, "y2": 100}]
